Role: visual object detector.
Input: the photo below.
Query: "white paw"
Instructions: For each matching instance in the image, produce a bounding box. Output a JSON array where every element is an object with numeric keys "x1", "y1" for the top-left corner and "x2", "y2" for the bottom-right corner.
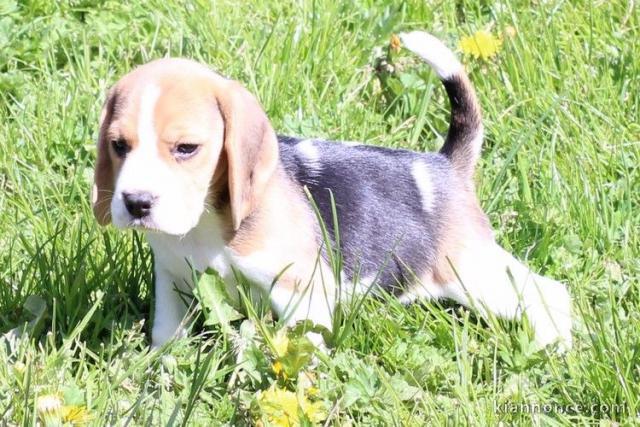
[
  {"x1": 528, "y1": 277, "x2": 572, "y2": 351},
  {"x1": 151, "y1": 322, "x2": 186, "y2": 349}
]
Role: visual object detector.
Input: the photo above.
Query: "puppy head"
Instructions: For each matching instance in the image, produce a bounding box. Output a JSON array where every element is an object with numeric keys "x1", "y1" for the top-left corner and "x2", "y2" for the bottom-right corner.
[{"x1": 92, "y1": 58, "x2": 278, "y2": 235}]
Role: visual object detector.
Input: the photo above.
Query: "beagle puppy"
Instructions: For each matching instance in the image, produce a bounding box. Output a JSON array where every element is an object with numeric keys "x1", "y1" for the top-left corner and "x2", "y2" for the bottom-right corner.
[{"x1": 93, "y1": 31, "x2": 572, "y2": 349}]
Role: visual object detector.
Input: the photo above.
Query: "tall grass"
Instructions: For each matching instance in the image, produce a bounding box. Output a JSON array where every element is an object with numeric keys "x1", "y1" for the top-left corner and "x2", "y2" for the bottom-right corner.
[{"x1": 0, "y1": 0, "x2": 638, "y2": 424}]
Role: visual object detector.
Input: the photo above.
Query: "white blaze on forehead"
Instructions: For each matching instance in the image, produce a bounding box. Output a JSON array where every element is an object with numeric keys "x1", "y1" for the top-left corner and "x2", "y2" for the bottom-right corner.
[
  {"x1": 112, "y1": 83, "x2": 164, "y2": 227},
  {"x1": 411, "y1": 160, "x2": 435, "y2": 212},
  {"x1": 137, "y1": 84, "x2": 161, "y2": 152}
]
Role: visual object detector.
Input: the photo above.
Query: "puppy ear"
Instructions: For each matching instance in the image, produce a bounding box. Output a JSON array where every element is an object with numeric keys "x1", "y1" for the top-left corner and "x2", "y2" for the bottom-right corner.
[
  {"x1": 216, "y1": 81, "x2": 279, "y2": 230},
  {"x1": 92, "y1": 88, "x2": 118, "y2": 225}
]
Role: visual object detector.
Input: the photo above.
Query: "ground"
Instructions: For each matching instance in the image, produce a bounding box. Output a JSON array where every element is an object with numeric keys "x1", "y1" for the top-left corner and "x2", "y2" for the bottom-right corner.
[{"x1": 0, "y1": 0, "x2": 638, "y2": 425}]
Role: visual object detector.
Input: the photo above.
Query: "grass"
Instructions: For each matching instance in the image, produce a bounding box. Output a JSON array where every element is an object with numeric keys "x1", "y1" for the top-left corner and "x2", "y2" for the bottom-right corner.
[{"x1": 0, "y1": 0, "x2": 638, "y2": 425}]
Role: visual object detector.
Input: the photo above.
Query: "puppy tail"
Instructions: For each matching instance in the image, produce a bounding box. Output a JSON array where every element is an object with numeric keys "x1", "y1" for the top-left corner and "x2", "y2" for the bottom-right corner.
[{"x1": 399, "y1": 31, "x2": 483, "y2": 180}]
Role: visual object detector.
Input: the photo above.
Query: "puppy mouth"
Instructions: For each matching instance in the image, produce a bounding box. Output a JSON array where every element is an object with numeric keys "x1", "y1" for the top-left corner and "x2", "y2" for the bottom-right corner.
[
  {"x1": 127, "y1": 217, "x2": 160, "y2": 232},
  {"x1": 123, "y1": 216, "x2": 195, "y2": 237}
]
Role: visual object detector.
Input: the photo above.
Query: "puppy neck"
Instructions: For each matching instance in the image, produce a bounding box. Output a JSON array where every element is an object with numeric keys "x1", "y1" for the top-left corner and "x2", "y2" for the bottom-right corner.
[{"x1": 221, "y1": 165, "x2": 318, "y2": 255}]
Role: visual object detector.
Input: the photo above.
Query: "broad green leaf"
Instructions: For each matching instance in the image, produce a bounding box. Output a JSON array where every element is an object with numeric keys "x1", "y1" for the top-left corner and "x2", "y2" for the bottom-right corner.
[{"x1": 194, "y1": 273, "x2": 243, "y2": 334}]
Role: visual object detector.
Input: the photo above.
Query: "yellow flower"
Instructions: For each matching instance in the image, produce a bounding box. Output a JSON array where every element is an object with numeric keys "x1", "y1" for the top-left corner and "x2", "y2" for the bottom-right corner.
[
  {"x1": 459, "y1": 30, "x2": 503, "y2": 60},
  {"x1": 255, "y1": 385, "x2": 325, "y2": 426},
  {"x1": 306, "y1": 386, "x2": 320, "y2": 398},
  {"x1": 272, "y1": 360, "x2": 286, "y2": 378},
  {"x1": 272, "y1": 328, "x2": 290, "y2": 358},
  {"x1": 389, "y1": 34, "x2": 401, "y2": 53},
  {"x1": 62, "y1": 405, "x2": 93, "y2": 425},
  {"x1": 36, "y1": 392, "x2": 92, "y2": 426}
]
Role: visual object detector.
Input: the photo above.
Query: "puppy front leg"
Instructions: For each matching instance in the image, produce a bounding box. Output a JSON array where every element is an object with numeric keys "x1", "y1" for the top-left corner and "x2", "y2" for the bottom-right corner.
[
  {"x1": 151, "y1": 266, "x2": 190, "y2": 348},
  {"x1": 269, "y1": 282, "x2": 335, "y2": 349}
]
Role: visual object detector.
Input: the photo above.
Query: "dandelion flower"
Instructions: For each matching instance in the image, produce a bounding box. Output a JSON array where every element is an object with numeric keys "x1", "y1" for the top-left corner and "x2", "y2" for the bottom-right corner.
[
  {"x1": 306, "y1": 386, "x2": 320, "y2": 398},
  {"x1": 390, "y1": 34, "x2": 401, "y2": 53},
  {"x1": 459, "y1": 30, "x2": 503, "y2": 60},
  {"x1": 37, "y1": 394, "x2": 64, "y2": 425},
  {"x1": 272, "y1": 328, "x2": 289, "y2": 358},
  {"x1": 255, "y1": 385, "x2": 325, "y2": 426},
  {"x1": 62, "y1": 405, "x2": 93, "y2": 425},
  {"x1": 272, "y1": 360, "x2": 285, "y2": 378}
]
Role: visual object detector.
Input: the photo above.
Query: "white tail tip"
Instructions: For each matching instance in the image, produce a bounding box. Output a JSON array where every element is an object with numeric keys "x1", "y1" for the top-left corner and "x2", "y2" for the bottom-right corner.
[{"x1": 399, "y1": 31, "x2": 462, "y2": 80}]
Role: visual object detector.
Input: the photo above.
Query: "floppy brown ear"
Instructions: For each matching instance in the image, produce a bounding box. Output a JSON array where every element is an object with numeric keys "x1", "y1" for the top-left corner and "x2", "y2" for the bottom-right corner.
[
  {"x1": 215, "y1": 80, "x2": 279, "y2": 230},
  {"x1": 92, "y1": 88, "x2": 118, "y2": 225}
]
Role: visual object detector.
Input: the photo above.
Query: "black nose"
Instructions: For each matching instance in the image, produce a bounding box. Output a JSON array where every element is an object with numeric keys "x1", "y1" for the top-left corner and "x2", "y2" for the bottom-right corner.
[{"x1": 122, "y1": 191, "x2": 156, "y2": 219}]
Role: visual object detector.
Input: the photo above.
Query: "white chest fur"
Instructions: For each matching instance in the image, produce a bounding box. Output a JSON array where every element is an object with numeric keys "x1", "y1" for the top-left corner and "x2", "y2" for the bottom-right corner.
[
  {"x1": 145, "y1": 213, "x2": 233, "y2": 282},
  {"x1": 145, "y1": 212, "x2": 244, "y2": 347}
]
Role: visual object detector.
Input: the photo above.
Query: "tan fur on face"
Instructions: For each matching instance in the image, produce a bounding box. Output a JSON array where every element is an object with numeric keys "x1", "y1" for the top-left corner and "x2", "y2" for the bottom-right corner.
[
  {"x1": 92, "y1": 59, "x2": 278, "y2": 234},
  {"x1": 92, "y1": 88, "x2": 119, "y2": 225}
]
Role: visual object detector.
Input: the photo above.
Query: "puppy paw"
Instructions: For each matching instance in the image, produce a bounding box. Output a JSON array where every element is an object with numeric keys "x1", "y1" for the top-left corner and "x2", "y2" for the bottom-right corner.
[{"x1": 528, "y1": 277, "x2": 573, "y2": 352}]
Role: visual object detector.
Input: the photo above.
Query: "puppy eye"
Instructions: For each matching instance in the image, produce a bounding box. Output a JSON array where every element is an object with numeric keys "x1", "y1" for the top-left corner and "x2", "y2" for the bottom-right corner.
[
  {"x1": 111, "y1": 138, "x2": 130, "y2": 157},
  {"x1": 174, "y1": 143, "x2": 200, "y2": 159}
]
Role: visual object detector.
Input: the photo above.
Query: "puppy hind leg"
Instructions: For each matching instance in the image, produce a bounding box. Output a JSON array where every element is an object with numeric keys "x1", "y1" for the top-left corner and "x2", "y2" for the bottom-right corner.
[
  {"x1": 440, "y1": 242, "x2": 572, "y2": 349},
  {"x1": 397, "y1": 277, "x2": 447, "y2": 305}
]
